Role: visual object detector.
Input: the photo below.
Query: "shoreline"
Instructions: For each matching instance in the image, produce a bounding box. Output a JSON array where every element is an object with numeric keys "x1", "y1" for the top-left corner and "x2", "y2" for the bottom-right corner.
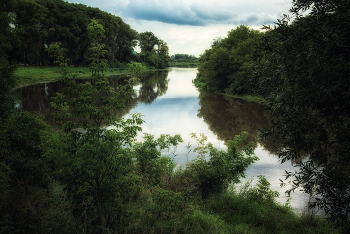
[{"x1": 14, "y1": 66, "x2": 172, "y2": 88}]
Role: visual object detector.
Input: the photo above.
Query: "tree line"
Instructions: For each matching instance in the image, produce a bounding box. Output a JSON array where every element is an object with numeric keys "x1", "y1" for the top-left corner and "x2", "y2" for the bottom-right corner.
[
  {"x1": 195, "y1": 0, "x2": 350, "y2": 228},
  {"x1": 3, "y1": 0, "x2": 169, "y2": 69},
  {"x1": 169, "y1": 54, "x2": 199, "y2": 67}
]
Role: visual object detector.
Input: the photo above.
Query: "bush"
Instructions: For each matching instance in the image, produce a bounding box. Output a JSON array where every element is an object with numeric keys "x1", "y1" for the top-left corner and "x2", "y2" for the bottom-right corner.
[
  {"x1": 133, "y1": 133, "x2": 183, "y2": 185},
  {"x1": 188, "y1": 132, "x2": 258, "y2": 198}
]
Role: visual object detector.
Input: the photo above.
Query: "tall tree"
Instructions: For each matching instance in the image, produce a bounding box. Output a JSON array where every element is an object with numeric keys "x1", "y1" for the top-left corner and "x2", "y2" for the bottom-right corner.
[
  {"x1": 138, "y1": 31, "x2": 159, "y2": 52},
  {"x1": 196, "y1": 25, "x2": 262, "y2": 94},
  {"x1": 157, "y1": 39, "x2": 170, "y2": 67},
  {"x1": 258, "y1": 0, "x2": 350, "y2": 227},
  {"x1": 0, "y1": 0, "x2": 20, "y2": 118},
  {"x1": 45, "y1": 19, "x2": 144, "y2": 232},
  {"x1": 16, "y1": 0, "x2": 48, "y2": 65}
]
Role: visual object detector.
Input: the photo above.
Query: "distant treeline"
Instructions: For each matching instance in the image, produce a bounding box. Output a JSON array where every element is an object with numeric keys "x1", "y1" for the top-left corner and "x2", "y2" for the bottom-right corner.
[
  {"x1": 4, "y1": 0, "x2": 169, "y2": 69},
  {"x1": 169, "y1": 54, "x2": 199, "y2": 67}
]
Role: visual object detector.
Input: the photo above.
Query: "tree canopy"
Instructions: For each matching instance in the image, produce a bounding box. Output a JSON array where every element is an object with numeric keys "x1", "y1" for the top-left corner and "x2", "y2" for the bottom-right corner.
[
  {"x1": 2, "y1": 0, "x2": 168, "y2": 69},
  {"x1": 257, "y1": 0, "x2": 350, "y2": 227},
  {"x1": 196, "y1": 25, "x2": 263, "y2": 94}
]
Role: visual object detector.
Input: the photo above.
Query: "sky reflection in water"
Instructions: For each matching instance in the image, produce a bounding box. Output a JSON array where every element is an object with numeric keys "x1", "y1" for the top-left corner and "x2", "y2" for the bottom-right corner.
[{"x1": 17, "y1": 68, "x2": 311, "y2": 213}]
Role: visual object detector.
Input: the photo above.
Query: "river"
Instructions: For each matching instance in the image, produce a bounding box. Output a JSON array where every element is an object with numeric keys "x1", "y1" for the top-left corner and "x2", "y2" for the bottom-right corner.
[{"x1": 16, "y1": 67, "x2": 311, "y2": 213}]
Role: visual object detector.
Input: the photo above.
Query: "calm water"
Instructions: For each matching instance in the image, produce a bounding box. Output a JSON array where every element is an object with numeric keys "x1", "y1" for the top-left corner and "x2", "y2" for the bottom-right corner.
[{"x1": 16, "y1": 68, "x2": 311, "y2": 213}]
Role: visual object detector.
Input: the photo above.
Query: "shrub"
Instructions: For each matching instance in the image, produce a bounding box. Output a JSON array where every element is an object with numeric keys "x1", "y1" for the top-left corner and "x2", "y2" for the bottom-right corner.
[{"x1": 188, "y1": 132, "x2": 258, "y2": 198}]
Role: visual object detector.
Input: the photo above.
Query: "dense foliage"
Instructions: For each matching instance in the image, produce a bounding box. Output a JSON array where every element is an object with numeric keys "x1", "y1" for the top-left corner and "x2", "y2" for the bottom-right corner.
[
  {"x1": 195, "y1": 25, "x2": 263, "y2": 94},
  {"x1": 3, "y1": 0, "x2": 168, "y2": 69},
  {"x1": 257, "y1": 0, "x2": 350, "y2": 228},
  {"x1": 195, "y1": 0, "x2": 350, "y2": 229},
  {"x1": 137, "y1": 32, "x2": 170, "y2": 69},
  {"x1": 169, "y1": 54, "x2": 199, "y2": 67}
]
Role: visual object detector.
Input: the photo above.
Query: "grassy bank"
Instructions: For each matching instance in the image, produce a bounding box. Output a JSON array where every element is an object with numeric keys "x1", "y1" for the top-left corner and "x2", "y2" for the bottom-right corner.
[
  {"x1": 123, "y1": 172, "x2": 340, "y2": 233},
  {"x1": 222, "y1": 93, "x2": 265, "y2": 103},
  {"x1": 13, "y1": 66, "x2": 132, "y2": 87}
]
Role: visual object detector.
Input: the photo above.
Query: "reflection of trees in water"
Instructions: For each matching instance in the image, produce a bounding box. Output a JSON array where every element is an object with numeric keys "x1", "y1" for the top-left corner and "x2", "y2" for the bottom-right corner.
[
  {"x1": 197, "y1": 91, "x2": 276, "y2": 154},
  {"x1": 135, "y1": 70, "x2": 169, "y2": 104},
  {"x1": 17, "y1": 81, "x2": 66, "y2": 127},
  {"x1": 16, "y1": 70, "x2": 170, "y2": 127}
]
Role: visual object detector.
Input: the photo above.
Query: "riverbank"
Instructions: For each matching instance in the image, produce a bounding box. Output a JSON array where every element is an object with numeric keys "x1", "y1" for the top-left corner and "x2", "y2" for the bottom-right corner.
[
  {"x1": 12, "y1": 67, "x2": 342, "y2": 233},
  {"x1": 13, "y1": 66, "x2": 130, "y2": 88},
  {"x1": 192, "y1": 77, "x2": 265, "y2": 104},
  {"x1": 14, "y1": 66, "x2": 170, "y2": 88}
]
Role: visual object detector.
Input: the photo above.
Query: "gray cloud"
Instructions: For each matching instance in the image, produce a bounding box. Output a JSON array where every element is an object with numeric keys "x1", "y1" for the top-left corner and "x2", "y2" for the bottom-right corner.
[
  {"x1": 190, "y1": 3, "x2": 234, "y2": 21},
  {"x1": 235, "y1": 14, "x2": 278, "y2": 27},
  {"x1": 69, "y1": 0, "x2": 285, "y2": 28},
  {"x1": 121, "y1": 0, "x2": 241, "y2": 26},
  {"x1": 244, "y1": 15, "x2": 259, "y2": 24},
  {"x1": 123, "y1": 2, "x2": 206, "y2": 26}
]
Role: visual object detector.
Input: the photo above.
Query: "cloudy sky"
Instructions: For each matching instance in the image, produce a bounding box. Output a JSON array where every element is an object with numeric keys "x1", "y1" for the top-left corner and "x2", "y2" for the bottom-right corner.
[{"x1": 69, "y1": 0, "x2": 292, "y2": 57}]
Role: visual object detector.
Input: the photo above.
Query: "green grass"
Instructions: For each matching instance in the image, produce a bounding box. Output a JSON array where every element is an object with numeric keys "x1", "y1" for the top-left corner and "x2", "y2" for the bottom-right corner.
[
  {"x1": 205, "y1": 191, "x2": 338, "y2": 234},
  {"x1": 223, "y1": 93, "x2": 265, "y2": 103},
  {"x1": 14, "y1": 65, "x2": 171, "y2": 88},
  {"x1": 124, "y1": 169, "x2": 341, "y2": 234},
  {"x1": 14, "y1": 66, "x2": 130, "y2": 88}
]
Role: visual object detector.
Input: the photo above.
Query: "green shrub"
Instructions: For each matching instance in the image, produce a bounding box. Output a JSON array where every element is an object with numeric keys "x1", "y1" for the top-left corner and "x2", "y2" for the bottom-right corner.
[
  {"x1": 247, "y1": 175, "x2": 280, "y2": 202},
  {"x1": 188, "y1": 132, "x2": 258, "y2": 198},
  {"x1": 133, "y1": 133, "x2": 183, "y2": 185},
  {"x1": 183, "y1": 210, "x2": 227, "y2": 234}
]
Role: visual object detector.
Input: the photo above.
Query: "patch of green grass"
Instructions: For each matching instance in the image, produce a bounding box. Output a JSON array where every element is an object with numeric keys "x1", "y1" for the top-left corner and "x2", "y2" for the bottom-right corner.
[
  {"x1": 14, "y1": 66, "x2": 130, "y2": 88},
  {"x1": 206, "y1": 191, "x2": 339, "y2": 234},
  {"x1": 125, "y1": 167, "x2": 341, "y2": 234},
  {"x1": 14, "y1": 65, "x2": 170, "y2": 88},
  {"x1": 223, "y1": 94, "x2": 265, "y2": 103}
]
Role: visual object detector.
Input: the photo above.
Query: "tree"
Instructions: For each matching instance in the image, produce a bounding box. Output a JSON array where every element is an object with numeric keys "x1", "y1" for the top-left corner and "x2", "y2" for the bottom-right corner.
[
  {"x1": 138, "y1": 31, "x2": 159, "y2": 53},
  {"x1": 196, "y1": 25, "x2": 262, "y2": 94},
  {"x1": 0, "y1": 0, "x2": 20, "y2": 118},
  {"x1": 188, "y1": 132, "x2": 258, "y2": 199},
  {"x1": 258, "y1": 0, "x2": 350, "y2": 227},
  {"x1": 157, "y1": 39, "x2": 170, "y2": 67},
  {"x1": 45, "y1": 19, "x2": 144, "y2": 232},
  {"x1": 16, "y1": 0, "x2": 49, "y2": 66}
]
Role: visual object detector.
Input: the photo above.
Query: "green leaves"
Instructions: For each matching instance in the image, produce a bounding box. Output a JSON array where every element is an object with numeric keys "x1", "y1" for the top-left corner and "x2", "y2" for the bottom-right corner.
[
  {"x1": 127, "y1": 61, "x2": 146, "y2": 74},
  {"x1": 138, "y1": 31, "x2": 159, "y2": 53},
  {"x1": 46, "y1": 42, "x2": 69, "y2": 67},
  {"x1": 188, "y1": 132, "x2": 258, "y2": 199},
  {"x1": 133, "y1": 133, "x2": 183, "y2": 184},
  {"x1": 196, "y1": 25, "x2": 262, "y2": 94},
  {"x1": 87, "y1": 19, "x2": 105, "y2": 43},
  {"x1": 43, "y1": 19, "x2": 147, "y2": 232},
  {"x1": 258, "y1": 0, "x2": 350, "y2": 227},
  {"x1": 137, "y1": 32, "x2": 170, "y2": 69},
  {"x1": 249, "y1": 175, "x2": 279, "y2": 202}
]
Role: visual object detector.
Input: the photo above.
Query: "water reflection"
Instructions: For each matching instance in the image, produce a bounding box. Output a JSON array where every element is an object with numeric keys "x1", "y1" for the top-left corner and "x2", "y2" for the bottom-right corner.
[
  {"x1": 16, "y1": 70, "x2": 170, "y2": 127},
  {"x1": 16, "y1": 68, "x2": 310, "y2": 213},
  {"x1": 197, "y1": 91, "x2": 276, "y2": 154}
]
